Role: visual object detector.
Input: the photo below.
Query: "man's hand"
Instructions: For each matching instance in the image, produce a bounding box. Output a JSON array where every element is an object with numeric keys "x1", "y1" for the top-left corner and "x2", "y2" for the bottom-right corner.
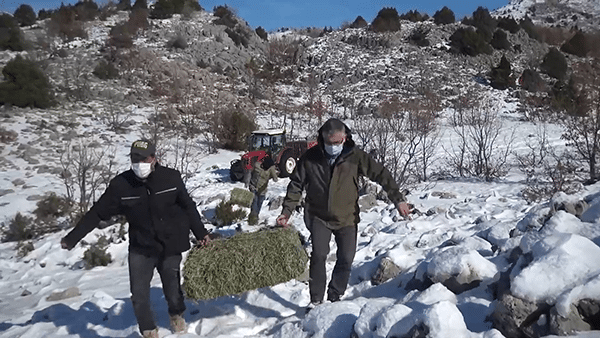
[
  {"x1": 198, "y1": 233, "x2": 214, "y2": 247},
  {"x1": 61, "y1": 238, "x2": 73, "y2": 250},
  {"x1": 397, "y1": 202, "x2": 410, "y2": 217},
  {"x1": 276, "y1": 214, "x2": 290, "y2": 228}
]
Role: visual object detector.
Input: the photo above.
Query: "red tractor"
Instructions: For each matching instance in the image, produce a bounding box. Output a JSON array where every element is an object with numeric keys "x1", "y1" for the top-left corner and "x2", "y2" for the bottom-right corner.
[{"x1": 230, "y1": 129, "x2": 317, "y2": 182}]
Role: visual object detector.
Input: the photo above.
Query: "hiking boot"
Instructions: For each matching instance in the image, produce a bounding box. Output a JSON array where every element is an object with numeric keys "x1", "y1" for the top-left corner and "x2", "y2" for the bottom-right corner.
[
  {"x1": 327, "y1": 292, "x2": 341, "y2": 303},
  {"x1": 142, "y1": 328, "x2": 159, "y2": 338},
  {"x1": 170, "y1": 314, "x2": 187, "y2": 333}
]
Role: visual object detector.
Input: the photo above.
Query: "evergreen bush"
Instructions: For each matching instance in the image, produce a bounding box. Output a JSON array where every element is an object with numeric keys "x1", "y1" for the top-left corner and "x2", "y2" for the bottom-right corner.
[
  {"x1": 255, "y1": 26, "x2": 268, "y2": 40},
  {"x1": 171, "y1": 0, "x2": 201, "y2": 14},
  {"x1": 497, "y1": 16, "x2": 520, "y2": 34},
  {"x1": 183, "y1": 228, "x2": 308, "y2": 300},
  {"x1": 2, "y1": 212, "x2": 34, "y2": 242},
  {"x1": 400, "y1": 10, "x2": 428, "y2": 22},
  {"x1": 349, "y1": 16, "x2": 368, "y2": 28},
  {"x1": 469, "y1": 7, "x2": 496, "y2": 32},
  {"x1": 489, "y1": 55, "x2": 514, "y2": 90},
  {"x1": 540, "y1": 47, "x2": 568, "y2": 80},
  {"x1": 433, "y1": 6, "x2": 455, "y2": 25},
  {"x1": 225, "y1": 27, "x2": 249, "y2": 47},
  {"x1": 229, "y1": 188, "x2": 253, "y2": 208},
  {"x1": 551, "y1": 78, "x2": 577, "y2": 114},
  {"x1": 82, "y1": 236, "x2": 112, "y2": 269},
  {"x1": 0, "y1": 55, "x2": 55, "y2": 108},
  {"x1": 116, "y1": 0, "x2": 131, "y2": 11},
  {"x1": 13, "y1": 4, "x2": 36, "y2": 27},
  {"x1": 213, "y1": 5, "x2": 237, "y2": 28},
  {"x1": 214, "y1": 200, "x2": 247, "y2": 226},
  {"x1": 371, "y1": 7, "x2": 401, "y2": 33},
  {"x1": 0, "y1": 13, "x2": 27, "y2": 51},
  {"x1": 33, "y1": 193, "x2": 73, "y2": 222},
  {"x1": 48, "y1": 6, "x2": 87, "y2": 41},
  {"x1": 132, "y1": 0, "x2": 147, "y2": 10},
  {"x1": 167, "y1": 34, "x2": 187, "y2": 49},
  {"x1": 408, "y1": 26, "x2": 430, "y2": 47},
  {"x1": 520, "y1": 69, "x2": 546, "y2": 92},
  {"x1": 520, "y1": 16, "x2": 539, "y2": 40},
  {"x1": 212, "y1": 109, "x2": 256, "y2": 150},
  {"x1": 449, "y1": 27, "x2": 492, "y2": 56},
  {"x1": 561, "y1": 31, "x2": 589, "y2": 57},
  {"x1": 74, "y1": 0, "x2": 99, "y2": 21},
  {"x1": 150, "y1": 0, "x2": 174, "y2": 19},
  {"x1": 93, "y1": 60, "x2": 119, "y2": 79},
  {"x1": 38, "y1": 9, "x2": 54, "y2": 20},
  {"x1": 491, "y1": 29, "x2": 511, "y2": 50}
]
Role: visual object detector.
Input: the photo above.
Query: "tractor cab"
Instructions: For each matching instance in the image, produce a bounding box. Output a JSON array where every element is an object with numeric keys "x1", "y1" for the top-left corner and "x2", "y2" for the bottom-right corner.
[{"x1": 249, "y1": 129, "x2": 286, "y2": 156}]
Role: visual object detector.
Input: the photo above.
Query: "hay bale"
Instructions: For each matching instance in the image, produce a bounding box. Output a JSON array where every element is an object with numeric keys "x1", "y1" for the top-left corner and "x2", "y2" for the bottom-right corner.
[
  {"x1": 229, "y1": 187, "x2": 253, "y2": 207},
  {"x1": 183, "y1": 228, "x2": 308, "y2": 300}
]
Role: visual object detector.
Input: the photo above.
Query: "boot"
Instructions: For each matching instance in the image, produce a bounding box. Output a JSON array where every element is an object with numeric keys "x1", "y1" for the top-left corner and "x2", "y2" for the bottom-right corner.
[
  {"x1": 170, "y1": 314, "x2": 187, "y2": 333},
  {"x1": 142, "y1": 328, "x2": 159, "y2": 338}
]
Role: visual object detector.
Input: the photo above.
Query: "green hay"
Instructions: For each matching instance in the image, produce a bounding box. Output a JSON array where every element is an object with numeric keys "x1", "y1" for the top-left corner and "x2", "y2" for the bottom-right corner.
[
  {"x1": 229, "y1": 187, "x2": 254, "y2": 208},
  {"x1": 183, "y1": 228, "x2": 308, "y2": 300}
]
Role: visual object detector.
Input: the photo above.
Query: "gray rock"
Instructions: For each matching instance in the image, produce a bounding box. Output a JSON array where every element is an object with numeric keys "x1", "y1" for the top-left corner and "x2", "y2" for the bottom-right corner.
[
  {"x1": 358, "y1": 193, "x2": 378, "y2": 212},
  {"x1": 549, "y1": 304, "x2": 591, "y2": 335},
  {"x1": 46, "y1": 286, "x2": 81, "y2": 301},
  {"x1": 12, "y1": 178, "x2": 26, "y2": 186},
  {"x1": 491, "y1": 293, "x2": 550, "y2": 338},
  {"x1": 371, "y1": 257, "x2": 401, "y2": 285},
  {"x1": 268, "y1": 196, "x2": 284, "y2": 211},
  {"x1": 430, "y1": 191, "x2": 457, "y2": 199},
  {"x1": 0, "y1": 189, "x2": 15, "y2": 197}
]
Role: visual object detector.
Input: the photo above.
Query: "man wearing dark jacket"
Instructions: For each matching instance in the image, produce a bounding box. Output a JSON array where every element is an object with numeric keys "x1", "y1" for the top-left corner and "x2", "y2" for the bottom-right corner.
[
  {"x1": 61, "y1": 140, "x2": 211, "y2": 338},
  {"x1": 276, "y1": 119, "x2": 410, "y2": 310}
]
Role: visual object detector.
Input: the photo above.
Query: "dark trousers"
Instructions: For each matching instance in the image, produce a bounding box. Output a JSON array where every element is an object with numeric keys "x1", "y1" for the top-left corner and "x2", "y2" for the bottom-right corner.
[
  {"x1": 305, "y1": 213, "x2": 357, "y2": 303},
  {"x1": 128, "y1": 251, "x2": 186, "y2": 332},
  {"x1": 250, "y1": 193, "x2": 266, "y2": 216}
]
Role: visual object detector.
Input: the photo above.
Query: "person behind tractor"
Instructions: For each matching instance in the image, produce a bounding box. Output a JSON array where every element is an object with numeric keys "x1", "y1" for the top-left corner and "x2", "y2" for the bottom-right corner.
[
  {"x1": 60, "y1": 139, "x2": 213, "y2": 338},
  {"x1": 276, "y1": 118, "x2": 410, "y2": 311},
  {"x1": 248, "y1": 155, "x2": 279, "y2": 225}
]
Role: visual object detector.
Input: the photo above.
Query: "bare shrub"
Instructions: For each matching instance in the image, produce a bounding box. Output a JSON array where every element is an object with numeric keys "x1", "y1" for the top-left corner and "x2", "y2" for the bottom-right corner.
[
  {"x1": 560, "y1": 60, "x2": 600, "y2": 182},
  {"x1": 60, "y1": 55, "x2": 93, "y2": 102},
  {"x1": 516, "y1": 123, "x2": 581, "y2": 202},
  {"x1": 268, "y1": 37, "x2": 302, "y2": 67},
  {"x1": 354, "y1": 93, "x2": 440, "y2": 185},
  {"x1": 99, "y1": 89, "x2": 131, "y2": 132},
  {"x1": 445, "y1": 95, "x2": 514, "y2": 181},
  {"x1": 59, "y1": 139, "x2": 119, "y2": 213}
]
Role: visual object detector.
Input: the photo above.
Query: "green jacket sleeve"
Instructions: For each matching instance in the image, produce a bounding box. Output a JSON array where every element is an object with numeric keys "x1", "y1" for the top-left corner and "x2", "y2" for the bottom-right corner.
[
  {"x1": 358, "y1": 149, "x2": 406, "y2": 204},
  {"x1": 281, "y1": 157, "x2": 306, "y2": 217}
]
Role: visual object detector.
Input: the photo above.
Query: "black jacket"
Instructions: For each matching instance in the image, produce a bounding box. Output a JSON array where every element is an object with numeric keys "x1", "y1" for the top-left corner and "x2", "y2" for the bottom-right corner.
[{"x1": 62, "y1": 164, "x2": 208, "y2": 256}]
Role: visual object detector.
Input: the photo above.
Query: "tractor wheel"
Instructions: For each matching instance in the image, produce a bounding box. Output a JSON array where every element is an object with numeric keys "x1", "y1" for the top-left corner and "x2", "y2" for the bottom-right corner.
[{"x1": 279, "y1": 151, "x2": 296, "y2": 177}]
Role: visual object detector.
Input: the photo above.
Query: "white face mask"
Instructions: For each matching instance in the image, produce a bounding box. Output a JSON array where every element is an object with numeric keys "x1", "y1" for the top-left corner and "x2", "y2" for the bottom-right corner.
[
  {"x1": 324, "y1": 143, "x2": 344, "y2": 157},
  {"x1": 132, "y1": 162, "x2": 153, "y2": 179}
]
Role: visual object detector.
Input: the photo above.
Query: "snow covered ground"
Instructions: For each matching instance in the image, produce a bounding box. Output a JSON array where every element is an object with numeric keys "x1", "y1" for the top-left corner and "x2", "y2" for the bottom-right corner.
[{"x1": 1, "y1": 99, "x2": 600, "y2": 338}]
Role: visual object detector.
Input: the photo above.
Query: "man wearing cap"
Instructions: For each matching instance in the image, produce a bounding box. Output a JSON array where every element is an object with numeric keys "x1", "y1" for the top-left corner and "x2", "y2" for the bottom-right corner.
[{"x1": 61, "y1": 139, "x2": 211, "y2": 338}]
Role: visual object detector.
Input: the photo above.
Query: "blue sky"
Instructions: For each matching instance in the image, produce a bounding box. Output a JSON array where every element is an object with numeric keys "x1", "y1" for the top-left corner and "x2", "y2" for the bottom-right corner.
[{"x1": 0, "y1": 0, "x2": 511, "y2": 31}]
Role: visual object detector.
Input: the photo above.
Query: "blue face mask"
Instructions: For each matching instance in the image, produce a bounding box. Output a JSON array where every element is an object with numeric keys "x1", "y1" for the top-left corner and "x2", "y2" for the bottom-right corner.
[{"x1": 324, "y1": 143, "x2": 344, "y2": 157}]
